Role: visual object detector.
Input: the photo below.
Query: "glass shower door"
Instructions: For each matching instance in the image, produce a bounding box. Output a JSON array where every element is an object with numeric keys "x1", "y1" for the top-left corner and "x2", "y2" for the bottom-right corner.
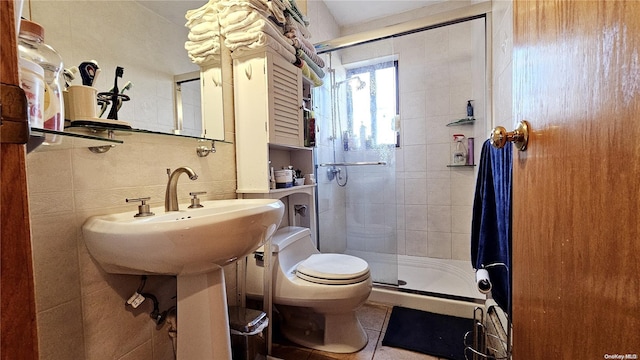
[{"x1": 314, "y1": 39, "x2": 399, "y2": 286}]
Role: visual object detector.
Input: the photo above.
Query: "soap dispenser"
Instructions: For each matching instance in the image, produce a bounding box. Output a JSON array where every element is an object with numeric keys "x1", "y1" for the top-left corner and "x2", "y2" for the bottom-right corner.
[{"x1": 466, "y1": 100, "x2": 474, "y2": 119}]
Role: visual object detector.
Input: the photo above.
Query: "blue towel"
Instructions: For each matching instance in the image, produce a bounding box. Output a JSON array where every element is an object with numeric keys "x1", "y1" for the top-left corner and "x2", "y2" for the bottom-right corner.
[{"x1": 471, "y1": 139, "x2": 512, "y2": 313}]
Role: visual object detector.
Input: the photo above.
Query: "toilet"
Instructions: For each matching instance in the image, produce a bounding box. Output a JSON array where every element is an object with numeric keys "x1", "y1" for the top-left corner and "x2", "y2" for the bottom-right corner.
[{"x1": 245, "y1": 226, "x2": 372, "y2": 353}]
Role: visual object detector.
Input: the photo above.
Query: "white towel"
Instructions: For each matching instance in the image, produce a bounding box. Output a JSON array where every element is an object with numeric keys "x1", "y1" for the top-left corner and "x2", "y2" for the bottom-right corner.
[
  {"x1": 190, "y1": 20, "x2": 220, "y2": 35},
  {"x1": 218, "y1": 8, "x2": 255, "y2": 30},
  {"x1": 185, "y1": 39, "x2": 220, "y2": 54},
  {"x1": 230, "y1": 35, "x2": 297, "y2": 63},
  {"x1": 186, "y1": 42, "x2": 220, "y2": 57},
  {"x1": 266, "y1": 1, "x2": 286, "y2": 24},
  {"x1": 185, "y1": 3, "x2": 220, "y2": 65},
  {"x1": 225, "y1": 29, "x2": 294, "y2": 57},
  {"x1": 185, "y1": 0, "x2": 218, "y2": 27},
  {"x1": 216, "y1": 0, "x2": 268, "y2": 17},
  {"x1": 189, "y1": 30, "x2": 219, "y2": 42},
  {"x1": 220, "y1": 10, "x2": 295, "y2": 57}
]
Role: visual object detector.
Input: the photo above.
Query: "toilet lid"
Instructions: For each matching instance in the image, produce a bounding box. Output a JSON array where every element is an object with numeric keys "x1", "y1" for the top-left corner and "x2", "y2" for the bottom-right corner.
[{"x1": 295, "y1": 254, "x2": 370, "y2": 285}]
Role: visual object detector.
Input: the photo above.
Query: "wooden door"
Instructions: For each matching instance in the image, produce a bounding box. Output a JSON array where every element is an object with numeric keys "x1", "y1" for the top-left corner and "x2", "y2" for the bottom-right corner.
[
  {"x1": 1, "y1": 1, "x2": 39, "y2": 358},
  {"x1": 513, "y1": 0, "x2": 639, "y2": 358}
]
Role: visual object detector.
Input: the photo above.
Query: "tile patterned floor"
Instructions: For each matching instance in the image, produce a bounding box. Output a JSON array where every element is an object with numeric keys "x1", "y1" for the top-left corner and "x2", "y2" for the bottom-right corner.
[{"x1": 270, "y1": 302, "x2": 447, "y2": 360}]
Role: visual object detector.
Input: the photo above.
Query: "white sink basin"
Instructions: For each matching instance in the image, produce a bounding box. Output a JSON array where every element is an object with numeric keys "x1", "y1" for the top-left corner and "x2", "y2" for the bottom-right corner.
[{"x1": 82, "y1": 199, "x2": 285, "y2": 275}]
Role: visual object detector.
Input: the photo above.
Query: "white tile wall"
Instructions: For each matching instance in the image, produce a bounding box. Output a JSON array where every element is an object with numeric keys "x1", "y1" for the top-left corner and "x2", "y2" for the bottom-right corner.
[
  {"x1": 27, "y1": 134, "x2": 237, "y2": 360},
  {"x1": 317, "y1": 14, "x2": 487, "y2": 266},
  {"x1": 26, "y1": 2, "x2": 236, "y2": 359},
  {"x1": 493, "y1": 0, "x2": 515, "y2": 129}
]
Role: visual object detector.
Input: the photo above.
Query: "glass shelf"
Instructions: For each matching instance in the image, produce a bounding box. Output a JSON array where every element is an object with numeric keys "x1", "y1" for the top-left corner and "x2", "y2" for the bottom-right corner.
[
  {"x1": 31, "y1": 127, "x2": 122, "y2": 144},
  {"x1": 28, "y1": 125, "x2": 234, "y2": 155},
  {"x1": 447, "y1": 164, "x2": 476, "y2": 168},
  {"x1": 65, "y1": 124, "x2": 233, "y2": 144},
  {"x1": 28, "y1": 127, "x2": 123, "y2": 154},
  {"x1": 269, "y1": 184, "x2": 316, "y2": 194},
  {"x1": 239, "y1": 184, "x2": 316, "y2": 199},
  {"x1": 446, "y1": 118, "x2": 476, "y2": 126}
]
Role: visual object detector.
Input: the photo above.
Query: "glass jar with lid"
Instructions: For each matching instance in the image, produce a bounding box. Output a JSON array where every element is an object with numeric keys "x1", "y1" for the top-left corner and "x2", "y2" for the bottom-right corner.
[{"x1": 18, "y1": 19, "x2": 65, "y2": 142}]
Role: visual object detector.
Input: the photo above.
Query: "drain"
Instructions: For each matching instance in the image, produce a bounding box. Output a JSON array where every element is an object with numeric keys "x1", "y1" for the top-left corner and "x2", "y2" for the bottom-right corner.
[{"x1": 397, "y1": 279, "x2": 407, "y2": 286}]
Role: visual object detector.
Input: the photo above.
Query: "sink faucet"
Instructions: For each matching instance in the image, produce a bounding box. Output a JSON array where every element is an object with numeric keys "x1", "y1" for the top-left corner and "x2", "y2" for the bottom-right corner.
[{"x1": 165, "y1": 167, "x2": 198, "y2": 212}]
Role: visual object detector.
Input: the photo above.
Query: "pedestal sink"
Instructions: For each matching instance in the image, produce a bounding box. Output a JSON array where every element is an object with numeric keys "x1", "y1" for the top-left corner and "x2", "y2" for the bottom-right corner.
[{"x1": 82, "y1": 199, "x2": 284, "y2": 359}]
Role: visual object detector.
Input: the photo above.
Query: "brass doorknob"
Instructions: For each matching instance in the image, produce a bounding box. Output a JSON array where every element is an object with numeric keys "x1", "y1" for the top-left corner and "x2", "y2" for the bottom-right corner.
[{"x1": 490, "y1": 120, "x2": 530, "y2": 151}]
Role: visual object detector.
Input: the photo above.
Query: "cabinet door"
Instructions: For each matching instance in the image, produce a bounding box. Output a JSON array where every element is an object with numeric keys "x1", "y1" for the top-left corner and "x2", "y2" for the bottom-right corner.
[
  {"x1": 234, "y1": 54, "x2": 270, "y2": 193},
  {"x1": 234, "y1": 50, "x2": 304, "y2": 193},
  {"x1": 200, "y1": 65, "x2": 224, "y2": 140},
  {"x1": 266, "y1": 52, "x2": 303, "y2": 147}
]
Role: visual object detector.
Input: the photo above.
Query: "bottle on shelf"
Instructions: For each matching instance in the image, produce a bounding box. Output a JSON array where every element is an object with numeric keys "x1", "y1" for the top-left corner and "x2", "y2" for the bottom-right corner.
[{"x1": 452, "y1": 134, "x2": 467, "y2": 166}]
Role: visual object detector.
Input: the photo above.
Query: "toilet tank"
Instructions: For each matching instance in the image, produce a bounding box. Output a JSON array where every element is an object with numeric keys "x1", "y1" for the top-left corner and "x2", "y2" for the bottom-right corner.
[
  {"x1": 245, "y1": 226, "x2": 317, "y2": 297},
  {"x1": 271, "y1": 226, "x2": 312, "y2": 252}
]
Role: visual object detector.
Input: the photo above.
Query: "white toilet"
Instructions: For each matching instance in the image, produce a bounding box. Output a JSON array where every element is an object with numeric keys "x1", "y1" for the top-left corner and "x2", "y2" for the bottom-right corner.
[{"x1": 245, "y1": 226, "x2": 372, "y2": 353}]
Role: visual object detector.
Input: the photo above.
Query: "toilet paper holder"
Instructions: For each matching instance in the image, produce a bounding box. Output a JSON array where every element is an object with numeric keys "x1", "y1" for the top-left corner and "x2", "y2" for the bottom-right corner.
[{"x1": 490, "y1": 120, "x2": 530, "y2": 151}]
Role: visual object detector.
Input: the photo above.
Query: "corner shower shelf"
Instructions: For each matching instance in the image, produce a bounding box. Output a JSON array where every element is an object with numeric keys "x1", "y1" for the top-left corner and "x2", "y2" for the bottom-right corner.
[
  {"x1": 447, "y1": 164, "x2": 476, "y2": 168},
  {"x1": 446, "y1": 118, "x2": 475, "y2": 127}
]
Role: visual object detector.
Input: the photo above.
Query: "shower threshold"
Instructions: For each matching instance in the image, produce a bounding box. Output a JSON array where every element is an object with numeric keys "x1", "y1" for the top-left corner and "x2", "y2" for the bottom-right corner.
[{"x1": 372, "y1": 281, "x2": 483, "y2": 304}]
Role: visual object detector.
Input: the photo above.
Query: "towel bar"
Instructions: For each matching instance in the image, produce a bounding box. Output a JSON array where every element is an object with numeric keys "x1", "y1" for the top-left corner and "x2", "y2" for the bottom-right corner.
[
  {"x1": 490, "y1": 120, "x2": 530, "y2": 151},
  {"x1": 318, "y1": 161, "x2": 387, "y2": 167}
]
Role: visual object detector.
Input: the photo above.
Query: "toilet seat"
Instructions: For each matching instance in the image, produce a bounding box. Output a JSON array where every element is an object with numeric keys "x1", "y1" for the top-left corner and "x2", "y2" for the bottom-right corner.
[{"x1": 295, "y1": 254, "x2": 370, "y2": 285}]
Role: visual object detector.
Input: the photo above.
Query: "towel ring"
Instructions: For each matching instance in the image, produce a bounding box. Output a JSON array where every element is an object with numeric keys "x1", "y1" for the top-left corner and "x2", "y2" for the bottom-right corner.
[{"x1": 490, "y1": 120, "x2": 530, "y2": 151}]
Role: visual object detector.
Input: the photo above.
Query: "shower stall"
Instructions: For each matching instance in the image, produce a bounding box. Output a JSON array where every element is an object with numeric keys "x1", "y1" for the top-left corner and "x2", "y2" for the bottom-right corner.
[{"x1": 313, "y1": 15, "x2": 490, "y2": 306}]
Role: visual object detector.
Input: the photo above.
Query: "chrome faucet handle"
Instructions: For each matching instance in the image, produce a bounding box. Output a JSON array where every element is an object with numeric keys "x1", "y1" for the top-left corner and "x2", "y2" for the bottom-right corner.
[
  {"x1": 188, "y1": 191, "x2": 206, "y2": 208},
  {"x1": 126, "y1": 197, "x2": 155, "y2": 218}
]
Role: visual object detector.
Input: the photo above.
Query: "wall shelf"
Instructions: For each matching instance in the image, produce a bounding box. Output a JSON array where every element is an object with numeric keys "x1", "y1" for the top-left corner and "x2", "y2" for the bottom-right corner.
[
  {"x1": 28, "y1": 127, "x2": 124, "y2": 153},
  {"x1": 447, "y1": 164, "x2": 476, "y2": 168},
  {"x1": 269, "y1": 184, "x2": 316, "y2": 196},
  {"x1": 446, "y1": 118, "x2": 476, "y2": 126},
  {"x1": 65, "y1": 123, "x2": 233, "y2": 144}
]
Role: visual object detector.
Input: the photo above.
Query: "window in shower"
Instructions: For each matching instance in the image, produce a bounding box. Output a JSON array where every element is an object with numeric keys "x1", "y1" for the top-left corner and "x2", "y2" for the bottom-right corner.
[{"x1": 346, "y1": 61, "x2": 399, "y2": 147}]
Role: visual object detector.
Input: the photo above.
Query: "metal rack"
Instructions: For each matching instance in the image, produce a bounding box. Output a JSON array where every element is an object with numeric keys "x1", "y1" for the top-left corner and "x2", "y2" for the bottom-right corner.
[{"x1": 464, "y1": 306, "x2": 511, "y2": 360}]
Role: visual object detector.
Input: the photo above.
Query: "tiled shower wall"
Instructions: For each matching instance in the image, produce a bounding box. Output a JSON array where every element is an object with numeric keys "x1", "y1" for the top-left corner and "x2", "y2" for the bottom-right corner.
[
  {"x1": 316, "y1": 3, "x2": 489, "y2": 262},
  {"x1": 492, "y1": 0, "x2": 514, "y2": 130},
  {"x1": 392, "y1": 19, "x2": 487, "y2": 261}
]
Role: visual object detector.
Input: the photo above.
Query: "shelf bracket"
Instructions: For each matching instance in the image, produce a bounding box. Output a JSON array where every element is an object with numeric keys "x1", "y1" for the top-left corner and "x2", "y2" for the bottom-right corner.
[{"x1": 196, "y1": 139, "x2": 216, "y2": 157}]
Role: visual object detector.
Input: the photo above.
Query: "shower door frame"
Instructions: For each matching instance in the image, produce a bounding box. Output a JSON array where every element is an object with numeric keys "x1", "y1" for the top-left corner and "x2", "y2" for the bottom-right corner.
[{"x1": 314, "y1": 3, "x2": 494, "y2": 293}]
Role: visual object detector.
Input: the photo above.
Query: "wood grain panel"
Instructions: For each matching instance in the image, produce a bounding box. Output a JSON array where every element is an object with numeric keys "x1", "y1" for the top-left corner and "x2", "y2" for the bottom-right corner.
[
  {"x1": 1, "y1": 1, "x2": 39, "y2": 358},
  {"x1": 513, "y1": 0, "x2": 640, "y2": 358}
]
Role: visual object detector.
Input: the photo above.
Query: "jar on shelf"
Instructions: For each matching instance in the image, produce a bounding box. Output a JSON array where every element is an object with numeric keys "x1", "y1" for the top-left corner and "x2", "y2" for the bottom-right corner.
[
  {"x1": 18, "y1": 57, "x2": 45, "y2": 129},
  {"x1": 18, "y1": 19, "x2": 65, "y2": 143}
]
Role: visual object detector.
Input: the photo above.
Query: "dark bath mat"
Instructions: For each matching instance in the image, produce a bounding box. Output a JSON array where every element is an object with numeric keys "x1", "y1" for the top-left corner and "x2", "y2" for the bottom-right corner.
[{"x1": 382, "y1": 306, "x2": 471, "y2": 360}]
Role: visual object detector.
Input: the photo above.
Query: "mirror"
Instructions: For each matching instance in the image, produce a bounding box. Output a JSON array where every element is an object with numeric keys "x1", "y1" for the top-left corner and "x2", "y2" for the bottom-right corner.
[{"x1": 26, "y1": 0, "x2": 225, "y2": 140}]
